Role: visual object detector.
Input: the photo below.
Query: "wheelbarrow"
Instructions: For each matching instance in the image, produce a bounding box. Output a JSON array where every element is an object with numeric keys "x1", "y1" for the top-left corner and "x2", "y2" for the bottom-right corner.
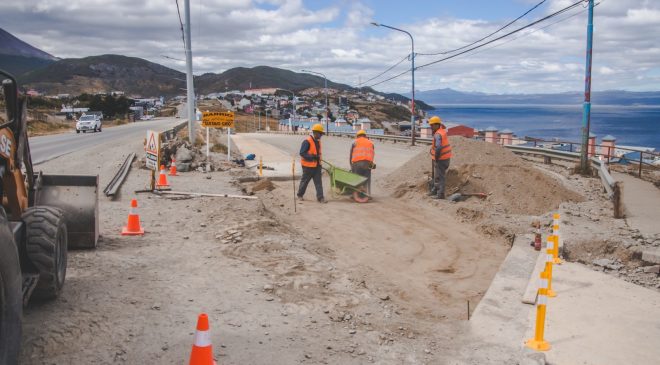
[{"x1": 321, "y1": 160, "x2": 370, "y2": 203}]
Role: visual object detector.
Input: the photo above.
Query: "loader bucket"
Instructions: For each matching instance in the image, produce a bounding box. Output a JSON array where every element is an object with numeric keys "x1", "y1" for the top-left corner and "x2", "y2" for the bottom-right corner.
[{"x1": 34, "y1": 174, "x2": 99, "y2": 249}]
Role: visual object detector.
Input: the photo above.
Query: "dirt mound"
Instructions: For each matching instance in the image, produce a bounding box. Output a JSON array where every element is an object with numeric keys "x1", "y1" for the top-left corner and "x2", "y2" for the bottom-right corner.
[{"x1": 385, "y1": 137, "x2": 584, "y2": 215}]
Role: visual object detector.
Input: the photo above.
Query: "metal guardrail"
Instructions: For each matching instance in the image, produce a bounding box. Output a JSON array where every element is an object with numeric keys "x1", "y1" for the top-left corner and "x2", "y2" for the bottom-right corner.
[
  {"x1": 103, "y1": 153, "x2": 135, "y2": 198},
  {"x1": 161, "y1": 121, "x2": 187, "y2": 141}
]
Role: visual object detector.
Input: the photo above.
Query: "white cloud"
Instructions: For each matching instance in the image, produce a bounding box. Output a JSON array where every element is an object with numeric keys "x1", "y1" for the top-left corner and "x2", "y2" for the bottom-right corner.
[{"x1": 0, "y1": 0, "x2": 658, "y2": 94}]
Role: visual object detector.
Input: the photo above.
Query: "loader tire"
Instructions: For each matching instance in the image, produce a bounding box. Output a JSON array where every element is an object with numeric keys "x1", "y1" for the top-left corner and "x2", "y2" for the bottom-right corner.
[
  {"x1": 0, "y1": 207, "x2": 22, "y2": 365},
  {"x1": 23, "y1": 206, "x2": 68, "y2": 301}
]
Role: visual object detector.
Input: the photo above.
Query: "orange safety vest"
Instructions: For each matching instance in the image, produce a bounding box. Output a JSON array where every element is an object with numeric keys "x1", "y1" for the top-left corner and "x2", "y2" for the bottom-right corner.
[
  {"x1": 301, "y1": 135, "x2": 321, "y2": 168},
  {"x1": 431, "y1": 128, "x2": 452, "y2": 160},
  {"x1": 351, "y1": 137, "x2": 375, "y2": 163}
]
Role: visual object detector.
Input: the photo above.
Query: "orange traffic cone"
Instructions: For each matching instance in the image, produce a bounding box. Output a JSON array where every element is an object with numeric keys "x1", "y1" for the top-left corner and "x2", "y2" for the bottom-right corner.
[
  {"x1": 156, "y1": 164, "x2": 170, "y2": 189},
  {"x1": 121, "y1": 199, "x2": 144, "y2": 235},
  {"x1": 169, "y1": 158, "x2": 178, "y2": 176},
  {"x1": 189, "y1": 313, "x2": 216, "y2": 365}
]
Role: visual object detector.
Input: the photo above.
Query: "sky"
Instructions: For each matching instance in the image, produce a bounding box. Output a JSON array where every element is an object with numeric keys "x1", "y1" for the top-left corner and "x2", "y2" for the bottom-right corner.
[{"x1": 1, "y1": 0, "x2": 659, "y2": 94}]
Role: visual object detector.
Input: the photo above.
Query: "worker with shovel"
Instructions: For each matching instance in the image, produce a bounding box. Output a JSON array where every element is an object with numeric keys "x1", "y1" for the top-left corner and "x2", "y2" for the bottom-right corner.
[
  {"x1": 350, "y1": 129, "x2": 375, "y2": 195},
  {"x1": 428, "y1": 116, "x2": 452, "y2": 199},
  {"x1": 297, "y1": 123, "x2": 327, "y2": 203}
]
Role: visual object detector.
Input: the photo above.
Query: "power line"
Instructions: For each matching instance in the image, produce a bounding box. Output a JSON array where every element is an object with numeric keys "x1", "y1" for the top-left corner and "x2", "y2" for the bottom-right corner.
[
  {"x1": 416, "y1": 0, "x2": 587, "y2": 70},
  {"x1": 175, "y1": 0, "x2": 186, "y2": 50},
  {"x1": 418, "y1": 0, "x2": 548, "y2": 56},
  {"x1": 359, "y1": 55, "x2": 409, "y2": 87},
  {"x1": 365, "y1": 68, "x2": 411, "y2": 88},
  {"x1": 363, "y1": 0, "x2": 588, "y2": 88},
  {"x1": 458, "y1": 5, "x2": 592, "y2": 61}
]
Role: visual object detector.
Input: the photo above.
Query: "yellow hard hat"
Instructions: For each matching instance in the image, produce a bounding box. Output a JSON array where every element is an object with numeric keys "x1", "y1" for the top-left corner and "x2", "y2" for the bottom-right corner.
[
  {"x1": 311, "y1": 123, "x2": 325, "y2": 133},
  {"x1": 429, "y1": 116, "x2": 442, "y2": 125},
  {"x1": 356, "y1": 129, "x2": 366, "y2": 136}
]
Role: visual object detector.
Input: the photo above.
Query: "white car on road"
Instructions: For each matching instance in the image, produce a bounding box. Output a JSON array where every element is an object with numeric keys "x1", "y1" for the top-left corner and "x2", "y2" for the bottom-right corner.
[{"x1": 76, "y1": 115, "x2": 102, "y2": 133}]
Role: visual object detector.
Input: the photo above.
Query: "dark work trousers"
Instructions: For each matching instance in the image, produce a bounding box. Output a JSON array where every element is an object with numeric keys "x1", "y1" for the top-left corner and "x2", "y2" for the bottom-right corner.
[
  {"x1": 351, "y1": 160, "x2": 372, "y2": 195},
  {"x1": 298, "y1": 166, "x2": 324, "y2": 200},
  {"x1": 433, "y1": 159, "x2": 451, "y2": 198}
]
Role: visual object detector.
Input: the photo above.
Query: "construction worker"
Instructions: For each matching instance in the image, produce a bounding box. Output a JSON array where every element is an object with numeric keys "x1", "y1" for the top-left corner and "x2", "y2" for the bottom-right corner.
[
  {"x1": 297, "y1": 123, "x2": 327, "y2": 203},
  {"x1": 350, "y1": 130, "x2": 375, "y2": 195},
  {"x1": 428, "y1": 116, "x2": 452, "y2": 199}
]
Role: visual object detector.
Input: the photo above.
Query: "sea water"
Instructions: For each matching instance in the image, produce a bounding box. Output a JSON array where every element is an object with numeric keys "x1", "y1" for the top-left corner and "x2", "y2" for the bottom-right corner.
[{"x1": 429, "y1": 104, "x2": 660, "y2": 150}]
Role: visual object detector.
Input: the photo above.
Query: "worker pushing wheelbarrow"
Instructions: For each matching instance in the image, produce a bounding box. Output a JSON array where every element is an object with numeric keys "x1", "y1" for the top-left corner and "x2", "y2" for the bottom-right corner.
[{"x1": 321, "y1": 160, "x2": 371, "y2": 203}]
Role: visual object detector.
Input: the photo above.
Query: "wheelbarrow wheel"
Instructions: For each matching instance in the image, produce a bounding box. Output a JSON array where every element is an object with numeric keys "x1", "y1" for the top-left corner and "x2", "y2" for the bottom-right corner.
[{"x1": 352, "y1": 187, "x2": 369, "y2": 203}]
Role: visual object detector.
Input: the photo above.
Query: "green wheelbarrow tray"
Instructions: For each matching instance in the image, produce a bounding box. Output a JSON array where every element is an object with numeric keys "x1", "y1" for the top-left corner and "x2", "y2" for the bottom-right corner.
[{"x1": 321, "y1": 160, "x2": 370, "y2": 201}]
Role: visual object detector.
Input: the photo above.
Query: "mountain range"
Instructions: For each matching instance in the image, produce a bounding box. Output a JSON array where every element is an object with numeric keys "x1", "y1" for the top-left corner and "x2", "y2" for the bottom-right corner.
[
  {"x1": 0, "y1": 28, "x2": 57, "y2": 76},
  {"x1": 1, "y1": 27, "x2": 657, "y2": 108}
]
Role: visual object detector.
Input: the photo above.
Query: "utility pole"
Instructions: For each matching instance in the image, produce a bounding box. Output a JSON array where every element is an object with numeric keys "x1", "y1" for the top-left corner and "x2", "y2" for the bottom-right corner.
[
  {"x1": 184, "y1": 0, "x2": 196, "y2": 142},
  {"x1": 579, "y1": 0, "x2": 595, "y2": 174}
]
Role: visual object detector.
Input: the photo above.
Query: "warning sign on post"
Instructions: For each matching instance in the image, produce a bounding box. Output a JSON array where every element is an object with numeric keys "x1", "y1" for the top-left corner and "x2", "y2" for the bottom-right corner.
[
  {"x1": 145, "y1": 130, "x2": 160, "y2": 170},
  {"x1": 202, "y1": 111, "x2": 235, "y2": 128}
]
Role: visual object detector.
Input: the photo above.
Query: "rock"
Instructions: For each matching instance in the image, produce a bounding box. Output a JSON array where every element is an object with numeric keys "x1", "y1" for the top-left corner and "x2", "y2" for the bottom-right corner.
[
  {"x1": 349, "y1": 329, "x2": 356, "y2": 334},
  {"x1": 200, "y1": 223, "x2": 207, "y2": 228},
  {"x1": 177, "y1": 162, "x2": 191, "y2": 172},
  {"x1": 176, "y1": 147, "x2": 193, "y2": 162},
  {"x1": 643, "y1": 265, "x2": 660, "y2": 274},
  {"x1": 379, "y1": 294, "x2": 390, "y2": 301},
  {"x1": 263, "y1": 284, "x2": 274, "y2": 292},
  {"x1": 592, "y1": 258, "x2": 613, "y2": 267},
  {"x1": 606, "y1": 263, "x2": 624, "y2": 271},
  {"x1": 641, "y1": 249, "x2": 660, "y2": 265}
]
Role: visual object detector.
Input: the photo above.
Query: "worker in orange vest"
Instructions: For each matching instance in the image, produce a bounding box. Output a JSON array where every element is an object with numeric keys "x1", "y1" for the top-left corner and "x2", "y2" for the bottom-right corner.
[
  {"x1": 350, "y1": 130, "x2": 375, "y2": 195},
  {"x1": 297, "y1": 123, "x2": 327, "y2": 203},
  {"x1": 428, "y1": 116, "x2": 452, "y2": 199}
]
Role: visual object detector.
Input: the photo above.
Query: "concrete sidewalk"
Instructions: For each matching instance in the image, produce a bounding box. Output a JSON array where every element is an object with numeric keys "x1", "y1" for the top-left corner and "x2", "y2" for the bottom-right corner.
[
  {"x1": 231, "y1": 133, "x2": 301, "y2": 179},
  {"x1": 532, "y1": 262, "x2": 660, "y2": 365},
  {"x1": 613, "y1": 172, "x2": 660, "y2": 235}
]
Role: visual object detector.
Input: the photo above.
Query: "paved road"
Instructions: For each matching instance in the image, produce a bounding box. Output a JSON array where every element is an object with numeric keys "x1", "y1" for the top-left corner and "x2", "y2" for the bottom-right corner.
[
  {"x1": 613, "y1": 171, "x2": 660, "y2": 235},
  {"x1": 29, "y1": 117, "x2": 184, "y2": 165},
  {"x1": 232, "y1": 132, "x2": 423, "y2": 175}
]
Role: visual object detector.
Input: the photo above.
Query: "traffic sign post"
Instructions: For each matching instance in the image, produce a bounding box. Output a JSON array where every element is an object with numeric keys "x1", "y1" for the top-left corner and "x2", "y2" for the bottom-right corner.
[
  {"x1": 145, "y1": 130, "x2": 160, "y2": 171},
  {"x1": 202, "y1": 111, "x2": 235, "y2": 161}
]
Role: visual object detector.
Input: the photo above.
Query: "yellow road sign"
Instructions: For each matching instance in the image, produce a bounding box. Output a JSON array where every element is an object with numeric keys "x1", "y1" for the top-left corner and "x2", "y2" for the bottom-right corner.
[{"x1": 202, "y1": 111, "x2": 235, "y2": 128}]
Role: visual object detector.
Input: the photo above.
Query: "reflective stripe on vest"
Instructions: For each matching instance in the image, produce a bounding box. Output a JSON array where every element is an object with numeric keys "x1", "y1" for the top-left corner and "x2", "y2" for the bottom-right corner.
[
  {"x1": 351, "y1": 138, "x2": 375, "y2": 163},
  {"x1": 301, "y1": 135, "x2": 321, "y2": 168},
  {"x1": 430, "y1": 128, "x2": 452, "y2": 160}
]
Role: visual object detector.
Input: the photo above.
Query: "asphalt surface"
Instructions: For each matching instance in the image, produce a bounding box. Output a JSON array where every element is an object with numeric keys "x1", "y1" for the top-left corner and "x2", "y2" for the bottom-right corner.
[{"x1": 29, "y1": 117, "x2": 184, "y2": 164}]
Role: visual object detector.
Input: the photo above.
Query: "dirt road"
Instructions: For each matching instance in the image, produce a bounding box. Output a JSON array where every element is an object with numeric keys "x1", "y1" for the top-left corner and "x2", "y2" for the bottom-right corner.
[
  {"x1": 20, "y1": 130, "x2": 657, "y2": 364},
  {"x1": 18, "y1": 129, "x2": 512, "y2": 364}
]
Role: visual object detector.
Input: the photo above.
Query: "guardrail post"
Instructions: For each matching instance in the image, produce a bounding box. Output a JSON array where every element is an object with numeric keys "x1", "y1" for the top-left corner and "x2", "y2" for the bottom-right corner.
[{"x1": 638, "y1": 151, "x2": 643, "y2": 178}]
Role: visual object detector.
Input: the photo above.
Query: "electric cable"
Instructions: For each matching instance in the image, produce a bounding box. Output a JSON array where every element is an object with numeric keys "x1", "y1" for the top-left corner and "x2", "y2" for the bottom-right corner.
[
  {"x1": 359, "y1": 55, "x2": 410, "y2": 87},
  {"x1": 417, "y1": 0, "x2": 548, "y2": 56}
]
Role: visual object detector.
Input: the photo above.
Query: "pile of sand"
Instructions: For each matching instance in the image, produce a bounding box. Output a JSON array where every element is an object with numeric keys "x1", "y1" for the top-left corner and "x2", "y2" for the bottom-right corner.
[{"x1": 384, "y1": 136, "x2": 584, "y2": 215}]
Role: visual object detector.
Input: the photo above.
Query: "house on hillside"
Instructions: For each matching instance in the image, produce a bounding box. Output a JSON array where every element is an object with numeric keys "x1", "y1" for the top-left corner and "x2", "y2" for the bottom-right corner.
[
  {"x1": 237, "y1": 97, "x2": 251, "y2": 109},
  {"x1": 245, "y1": 88, "x2": 277, "y2": 96}
]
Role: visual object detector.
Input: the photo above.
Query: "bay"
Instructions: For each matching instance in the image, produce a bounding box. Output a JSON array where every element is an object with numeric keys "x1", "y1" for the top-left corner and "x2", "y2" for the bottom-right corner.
[{"x1": 429, "y1": 104, "x2": 660, "y2": 150}]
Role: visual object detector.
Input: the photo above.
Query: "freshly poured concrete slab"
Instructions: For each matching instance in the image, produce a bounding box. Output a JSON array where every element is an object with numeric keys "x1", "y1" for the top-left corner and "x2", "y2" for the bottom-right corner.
[{"x1": 532, "y1": 262, "x2": 660, "y2": 365}]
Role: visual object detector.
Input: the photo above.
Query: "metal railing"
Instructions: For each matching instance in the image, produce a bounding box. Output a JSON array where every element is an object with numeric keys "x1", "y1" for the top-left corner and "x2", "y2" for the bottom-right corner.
[{"x1": 481, "y1": 136, "x2": 659, "y2": 178}]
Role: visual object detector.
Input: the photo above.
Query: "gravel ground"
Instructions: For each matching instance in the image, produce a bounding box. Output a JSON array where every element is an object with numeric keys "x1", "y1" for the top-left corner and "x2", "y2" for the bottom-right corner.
[{"x1": 18, "y1": 133, "x2": 659, "y2": 364}]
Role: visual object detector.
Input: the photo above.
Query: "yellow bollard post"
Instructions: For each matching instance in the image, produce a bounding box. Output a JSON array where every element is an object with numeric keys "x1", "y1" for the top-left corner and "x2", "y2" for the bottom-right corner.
[
  {"x1": 551, "y1": 225, "x2": 563, "y2": 265},
  {"x1": 259, "y1": 156, "x2": 263, "y2": 177},
  {"x1": 545, "y1": 238, "x2": 557, "y2": 298},
  {"x1": 525, "y1": 271, "x2": 552, "y2": 351}
]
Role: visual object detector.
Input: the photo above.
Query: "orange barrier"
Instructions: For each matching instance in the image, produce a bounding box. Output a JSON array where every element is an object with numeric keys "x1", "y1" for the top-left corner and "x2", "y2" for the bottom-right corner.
[
  {"x1": 545, "y1": 238, "x2": 557, "y2": 298},
  {"x1": 525, "y1": 270, "x2": 551, "y2": 351},
  {"x1": 156, "y1": 164, "x2": 170, "y2": 189},
  {"x1": 189, "y1": 313, "x2": 216, "y2": 365},
  {"x1": 121, "y1": 199, "x2": 144, "y2": 235}
]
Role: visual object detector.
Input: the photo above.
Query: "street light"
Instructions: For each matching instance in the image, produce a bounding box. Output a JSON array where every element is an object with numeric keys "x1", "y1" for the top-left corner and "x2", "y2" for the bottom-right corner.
[
  {"x1": 278, "y1": 88, "x2": 297, "y2": 132},
  {"x1": 371, "y1": 22, "x2": 417, "y2": 146},
  {"x1": 301, "y1": 69, "x2": 329, "y2": 134}
]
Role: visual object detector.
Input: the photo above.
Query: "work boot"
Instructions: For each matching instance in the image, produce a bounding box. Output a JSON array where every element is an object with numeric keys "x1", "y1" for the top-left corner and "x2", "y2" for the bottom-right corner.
[
  {"x1": 427, "y1": 190, "x2": 437, "y2": 196},
  {"x1": 432, "y1": 194, "x2": 445, "y2": 200},
  {"x1": 297, "y1": 195, "x2": 304, "y2": 201},
  {"x1": 318, "y1": 198, "x2": 328, "y2": 204}
]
